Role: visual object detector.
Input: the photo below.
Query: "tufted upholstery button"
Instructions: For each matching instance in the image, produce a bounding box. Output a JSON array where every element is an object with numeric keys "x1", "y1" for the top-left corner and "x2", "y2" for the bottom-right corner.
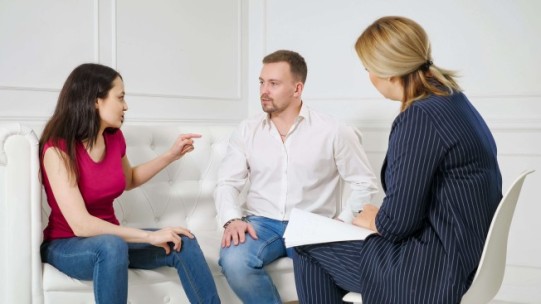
[
  {"x1": 164, "y1": 296, "x2": 171, "y2": 303},
  {"x1": 168, "y1": 179, "x2": 173, "y2": 185},
  {"x1": 154, "y1": 217, "x2": 160, "y2": 222},
  {"x1": 122, "y1": 220, "x2": 127, "y2": 225}
]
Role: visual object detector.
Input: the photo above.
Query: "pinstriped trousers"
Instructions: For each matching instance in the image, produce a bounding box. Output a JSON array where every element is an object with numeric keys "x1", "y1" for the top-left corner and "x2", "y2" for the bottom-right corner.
[{"x1": 293, "y1": 241, "x2": 365, "y2": 304}]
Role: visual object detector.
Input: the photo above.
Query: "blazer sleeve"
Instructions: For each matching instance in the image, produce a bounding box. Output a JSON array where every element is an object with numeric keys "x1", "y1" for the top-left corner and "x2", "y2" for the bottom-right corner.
[{"x1": 376, "y1": 106, "x2": 447, "y2": 242}]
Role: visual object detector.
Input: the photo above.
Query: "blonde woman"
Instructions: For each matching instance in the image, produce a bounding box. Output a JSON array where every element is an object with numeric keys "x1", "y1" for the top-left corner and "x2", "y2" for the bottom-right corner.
[{"x1": 292, "y1": 16, "x2": 502, "y2": 304}]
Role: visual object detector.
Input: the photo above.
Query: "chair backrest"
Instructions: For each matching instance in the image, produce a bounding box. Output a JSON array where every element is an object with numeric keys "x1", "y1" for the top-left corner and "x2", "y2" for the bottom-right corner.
[{"x1": 460, "y1": 169, "x2": 534, "y2": 304}]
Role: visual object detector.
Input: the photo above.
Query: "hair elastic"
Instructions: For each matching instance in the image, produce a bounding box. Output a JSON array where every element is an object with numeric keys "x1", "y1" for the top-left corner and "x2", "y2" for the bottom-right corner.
[{"x1": 420, "y1": 60, "x2": 433, "y2": 72}]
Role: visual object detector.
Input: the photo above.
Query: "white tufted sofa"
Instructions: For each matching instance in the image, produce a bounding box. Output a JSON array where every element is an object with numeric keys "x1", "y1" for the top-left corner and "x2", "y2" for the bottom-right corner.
[{"x1": 0, "y1": 123, "x2": 298, "y2": 304}]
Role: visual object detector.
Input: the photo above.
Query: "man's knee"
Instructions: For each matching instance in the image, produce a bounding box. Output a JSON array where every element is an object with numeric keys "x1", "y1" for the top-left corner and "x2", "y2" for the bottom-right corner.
[{"x1": 219, "y1": 244, "x2": 263, "y2": 276}]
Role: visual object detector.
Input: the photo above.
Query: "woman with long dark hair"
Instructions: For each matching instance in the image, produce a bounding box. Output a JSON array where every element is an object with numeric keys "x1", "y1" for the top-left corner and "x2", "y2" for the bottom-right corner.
[{"x1": 39, "y1": 63, "x2": 220, "y2": 304}]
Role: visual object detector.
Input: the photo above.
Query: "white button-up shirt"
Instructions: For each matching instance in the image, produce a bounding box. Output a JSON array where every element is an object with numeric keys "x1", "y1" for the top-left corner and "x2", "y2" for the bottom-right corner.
[{"x1": 215, "y1": 105, "x2": 378, "y2": 225}]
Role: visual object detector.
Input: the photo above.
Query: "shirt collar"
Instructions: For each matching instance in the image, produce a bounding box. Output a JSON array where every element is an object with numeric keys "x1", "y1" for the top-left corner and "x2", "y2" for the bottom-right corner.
[{"x1": 262, "y1": 101, "x2": 310, "y2": 130}]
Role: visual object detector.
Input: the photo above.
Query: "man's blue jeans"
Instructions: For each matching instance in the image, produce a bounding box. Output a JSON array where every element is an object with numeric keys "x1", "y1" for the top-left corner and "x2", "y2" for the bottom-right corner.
[
  {"x1": 41, "y1": 233, "x2": 220, "y2": 304},
  {"x1": 219, "y1": 216, "x2": 293, "y2": 304}
]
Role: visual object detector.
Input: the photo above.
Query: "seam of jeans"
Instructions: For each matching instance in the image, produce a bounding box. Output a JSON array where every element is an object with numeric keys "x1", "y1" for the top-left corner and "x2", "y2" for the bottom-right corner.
[
  {"x1": 175, "y1": 254, "x2": 206, "y2": 303},
  {"x1": 94, "y1": 254, "x2": 102, "y2": 304}
]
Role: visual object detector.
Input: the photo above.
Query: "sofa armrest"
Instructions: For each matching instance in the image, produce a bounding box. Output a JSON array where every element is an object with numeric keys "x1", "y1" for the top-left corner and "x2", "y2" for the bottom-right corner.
[{"x1": 0, "y1": 123, "x2": 44, "y2": 304}]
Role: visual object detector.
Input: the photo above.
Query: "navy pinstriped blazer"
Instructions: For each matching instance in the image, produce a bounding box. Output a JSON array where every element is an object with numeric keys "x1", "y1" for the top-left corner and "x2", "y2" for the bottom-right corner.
[{"x1": 359, "y1": 92, "x2": 502, "y2": 304}]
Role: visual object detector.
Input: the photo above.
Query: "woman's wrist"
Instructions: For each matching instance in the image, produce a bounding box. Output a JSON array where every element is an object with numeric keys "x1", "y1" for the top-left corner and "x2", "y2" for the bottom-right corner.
[{"x1": 141, "y1": 230, "x2": 152, "y2": 243}]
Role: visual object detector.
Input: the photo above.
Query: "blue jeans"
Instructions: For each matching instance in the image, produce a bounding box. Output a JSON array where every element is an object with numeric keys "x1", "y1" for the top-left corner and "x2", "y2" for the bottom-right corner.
[
  {"x1": 41, "y1": 233, "x2": 220, "y2": 304},
  {"x1": 219, "y1": 216, "x2": 293, "y2": 304}
]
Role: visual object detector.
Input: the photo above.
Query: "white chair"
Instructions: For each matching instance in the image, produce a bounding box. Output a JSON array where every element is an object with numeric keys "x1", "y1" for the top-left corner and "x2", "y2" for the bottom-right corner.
[{"x1": 342, "y1": 170, "x2": 535, "y2": 304}]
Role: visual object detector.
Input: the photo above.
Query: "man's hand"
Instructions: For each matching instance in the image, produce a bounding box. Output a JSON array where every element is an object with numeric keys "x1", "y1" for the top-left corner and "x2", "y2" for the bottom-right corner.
[
  {"x1": 221, "y1": 220, "x2": 258, "y2": 248},
  {"x1": 352, "y1": 204, "x2": 379, "y2": 233}
]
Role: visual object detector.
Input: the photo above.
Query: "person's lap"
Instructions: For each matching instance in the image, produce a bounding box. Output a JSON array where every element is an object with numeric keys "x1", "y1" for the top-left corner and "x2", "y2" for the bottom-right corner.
[
  {"x1": 295, "y1": 240, "x2": 366, "y2": 292},
  {"x1": 219, "y1": 216, "x2": 291, "y2": 267},
  {"x1": 41, "y1": 234, "x2": 128, "y2": 280},
  {"x1": 41, "y1": 231, "x2": 207, "y2": 277},
  {"x1": 219, "y1": 216, "x2": 290, "y2": 303},
  {"x1": 42, "y1": 231, "x2": 219, "y2": 304}
]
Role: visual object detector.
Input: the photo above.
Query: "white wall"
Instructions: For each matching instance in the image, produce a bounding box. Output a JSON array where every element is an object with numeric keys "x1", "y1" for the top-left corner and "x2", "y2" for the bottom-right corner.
[
  {"x1": 1, "y1": 0, "x2": 540, "y2": 302},
  {"x1": 0, "y1": 0, "x2": 248, "y2": 127}
]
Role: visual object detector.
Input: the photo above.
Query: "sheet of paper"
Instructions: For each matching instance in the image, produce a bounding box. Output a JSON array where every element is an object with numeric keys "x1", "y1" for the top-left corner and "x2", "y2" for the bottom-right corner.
[{"x1": 283, "y1": 208, "x2": 375, "y2": 248}]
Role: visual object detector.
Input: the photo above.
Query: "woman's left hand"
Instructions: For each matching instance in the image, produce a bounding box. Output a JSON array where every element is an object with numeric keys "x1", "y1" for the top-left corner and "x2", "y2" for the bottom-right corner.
[
  {"x1": 147, "y1": 226, "x2": 194, "y2": 254},
  {"x1": 170, "y1": 133, "x2": 202, "y2": 160},
  {"x1": 352, "y1": 204, "x2": 379, "y2": 233}
]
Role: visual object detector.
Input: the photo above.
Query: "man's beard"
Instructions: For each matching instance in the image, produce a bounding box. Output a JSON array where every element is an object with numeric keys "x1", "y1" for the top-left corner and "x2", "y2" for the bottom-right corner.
[
  {"x1": 261, "y1": 94, "x2": 277, "y2": 113},
  {"x1": 262, "y1": 102, "x2": 277, "y2": 113}
]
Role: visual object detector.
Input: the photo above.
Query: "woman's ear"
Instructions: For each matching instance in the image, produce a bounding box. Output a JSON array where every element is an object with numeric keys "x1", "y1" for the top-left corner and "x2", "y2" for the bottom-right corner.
[{"x1": 389, "y1": 76, "x2": 399, "y2": 83}]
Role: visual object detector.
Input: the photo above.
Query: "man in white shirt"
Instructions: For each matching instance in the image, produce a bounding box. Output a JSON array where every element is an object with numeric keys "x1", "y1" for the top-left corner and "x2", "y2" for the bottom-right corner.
[{"x1": 215, "y1": 49, "x2": 378, "y2": 303}]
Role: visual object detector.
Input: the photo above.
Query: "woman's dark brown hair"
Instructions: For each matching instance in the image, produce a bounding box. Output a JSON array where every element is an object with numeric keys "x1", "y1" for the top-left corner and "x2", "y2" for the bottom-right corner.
[{"x1": 39, "y1": 63, "x2": 121, "y2": 183}]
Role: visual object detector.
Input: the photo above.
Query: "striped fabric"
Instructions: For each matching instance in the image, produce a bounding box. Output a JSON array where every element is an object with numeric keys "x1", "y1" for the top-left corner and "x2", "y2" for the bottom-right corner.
[{"x1": 293, "y1": 92, "x2": 502, "y2": 304}]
